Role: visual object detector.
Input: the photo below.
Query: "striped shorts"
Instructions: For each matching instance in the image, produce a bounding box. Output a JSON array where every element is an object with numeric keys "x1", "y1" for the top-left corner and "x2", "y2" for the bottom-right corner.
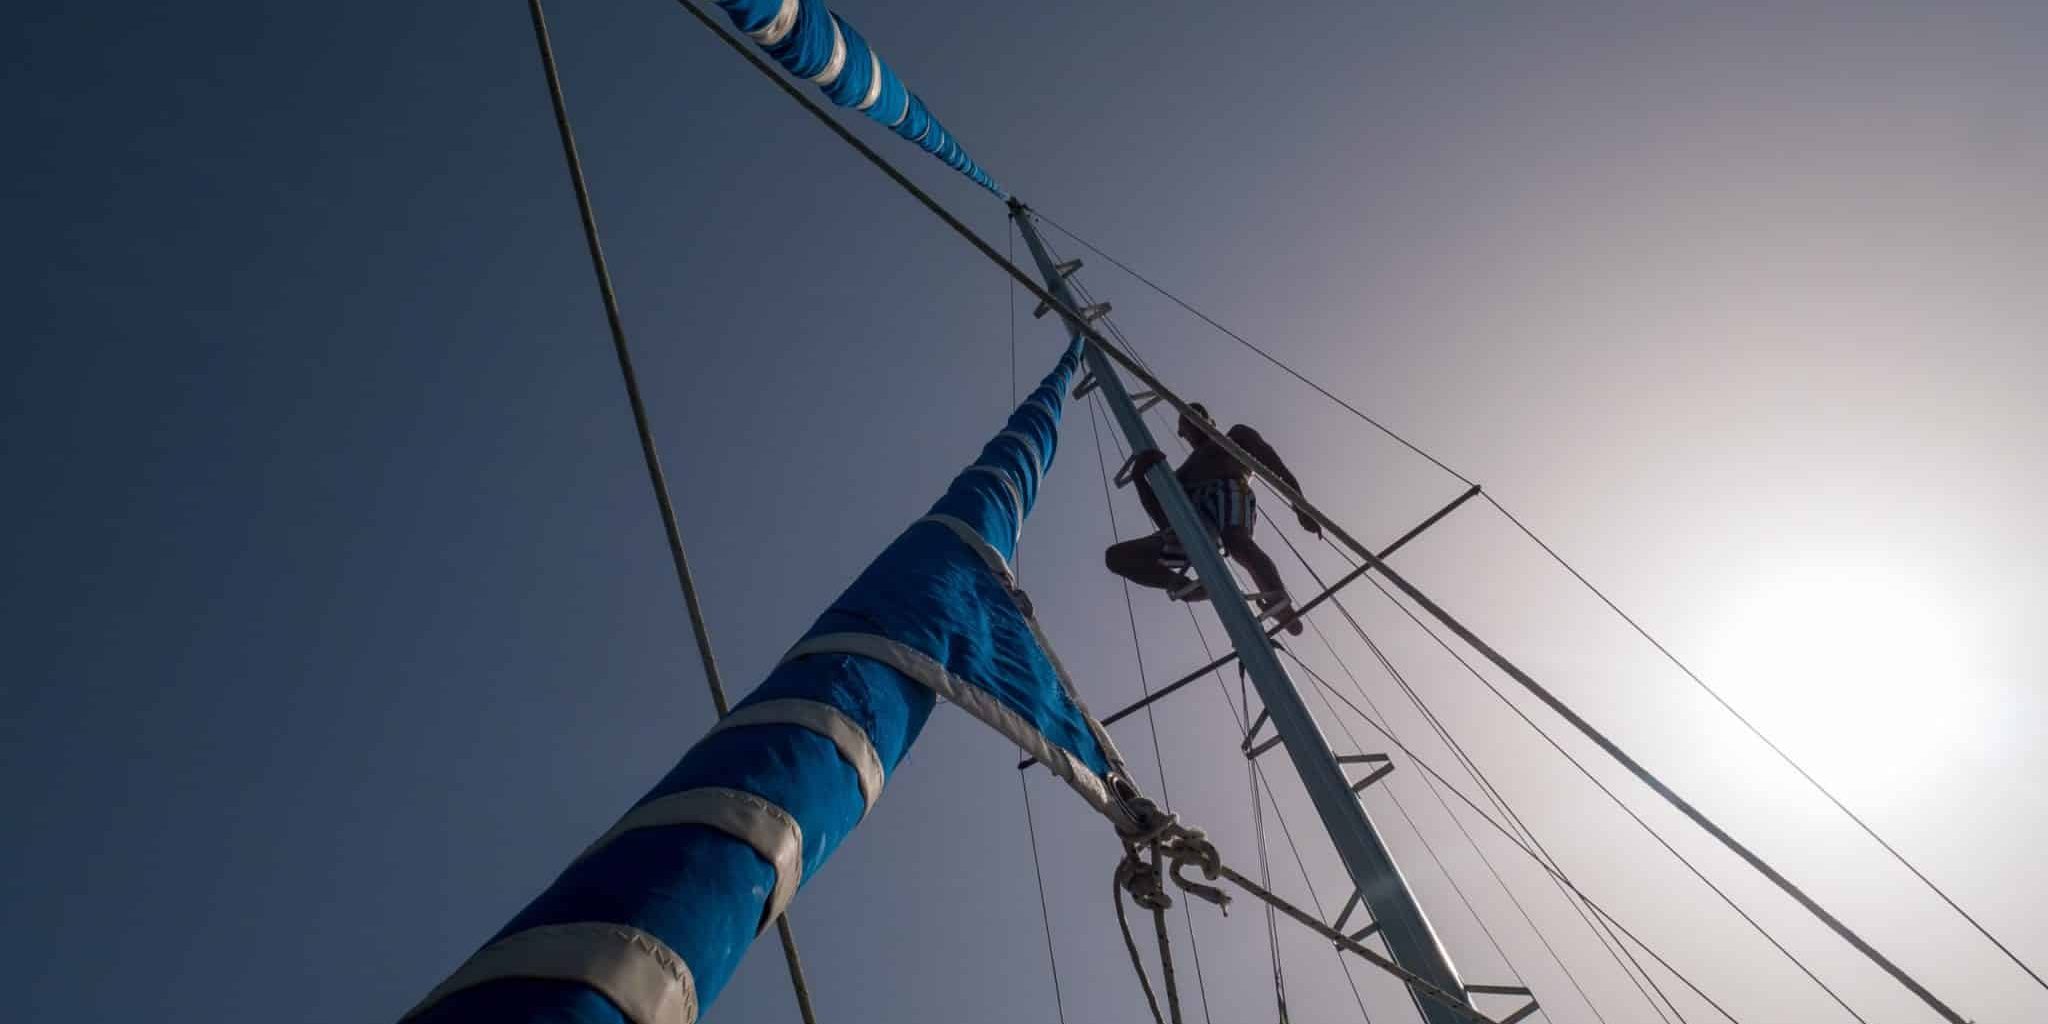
[{"x1": 1161, "y1": 478, "x2": 1255, "y2": 562}]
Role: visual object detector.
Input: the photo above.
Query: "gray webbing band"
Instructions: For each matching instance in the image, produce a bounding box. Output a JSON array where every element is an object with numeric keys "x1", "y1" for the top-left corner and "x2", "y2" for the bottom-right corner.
[
  {"x1": 963, "y1": 465, "x2": 1024, "y2": 519},
  {"x1": 996, "y1": 430, "x2": 1045, "y2": 478},
  {"x1": 780, "y1": 632, "x2": 1117, "y2": 821},
  {"x1": 579, "y1": 787, "x2": 803, "y2": 932},
  {"x1": 705, "y1": 698, "x2": 885, "y2": 815},
  {"x1": 405, "y1": 921, "x2": 697, "y2": 1024},
  {"x1": 913, "y1": 518, "x2": 1130, "y2": 779},
  {"x1": 917, "y1": 514, "x2": 1013, "y2": 584}
]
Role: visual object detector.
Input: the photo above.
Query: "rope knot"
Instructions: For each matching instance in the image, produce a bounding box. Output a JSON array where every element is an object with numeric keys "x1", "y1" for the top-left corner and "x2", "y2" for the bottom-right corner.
[
  {"x1": 1117, "y1": 845, "x2": 1174, "y2": 912},
  {"x1": 1162, "y1": 827, "x2": 1230, "y2": 911},
  {"x1": 1115, "y1": 793, "x2": 1180, "y2": 845}
]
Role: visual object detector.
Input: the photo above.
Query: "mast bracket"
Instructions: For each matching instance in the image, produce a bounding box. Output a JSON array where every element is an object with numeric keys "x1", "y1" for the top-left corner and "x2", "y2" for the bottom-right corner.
[
  {"x1": 1465, "y1": 984, "x2": 1539, "y2": 1024},
  {"x1": 1337, "y1": 753, "x2": 1394, "y2": 793},
  {"x1": 1241, "y1": 708, "x2": 1284, "y2": 759},
  {"x1": 1331, "y1": 889, "x2": 1383, "y2": 945},
  {"x1": 1072, "y1": 373, "x2": 1100, "y2": 399},
  {"x1": 1054, "y1": 258, "x2": 1083, "y2": 278},
  {"x1": 1128, "y1": 389, "x2": 1165, "y2": 414},
  {"x1": 1033, "y1": 298, "x2": 1111, "y2": 322}
]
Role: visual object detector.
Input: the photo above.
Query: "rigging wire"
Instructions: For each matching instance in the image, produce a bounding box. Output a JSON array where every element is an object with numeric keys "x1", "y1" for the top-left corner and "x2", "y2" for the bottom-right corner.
[
  {"x1": 1030, "y1": 211, "x2": 1471, "y2": 487},
  {"x1": 1103, "y1": 303, "x2": 1661, "y2": 1024},
  {"x1": 524, "y1": 3, "x2": 820, "y2": 1020},
  {"x1": 1083, "y1": 396, "x2": 1217, "y2": 1024},
  {"x1": 1008, "y1": 222, "x2": 1073, "y2": 1024},
  {"x1": 1090, "y1": 319, "x2": 1601, "y2": 1022},
  {"x1": 1303, "y1": 533, "x2": 1872, "y2": 1021},
  {"x1": 1271, "y1": 645, "x2": 1750, "y2": 1024},
  {"x1": 1482, "y1": 494, "x2": 2048, "y2": 996},
  {"x1": 1018, "y1": 773, "x2": 1072, "y2": 1024},
  {"x1": 1283, "y1": 536, "x2": 1681, "y2": 1024},
  {"x1": 1027, "y1": 205, "x2": 1936, "y2": 1024},
  {"x1": 1293, "y1": 628, "x2": 1538, "y2": 993},
  {"x1": 660, "y1": 9, "x2": 1975, "y2": 1019},
  {"x1": 1094, "y1": 308, "x2": 1633, "y2": 1024},
  {"x1": 1077, "y1": 288, "x2": 1632, "y2": 1023},
  {"x1": 1090, "y1": 361, "x2": 1553, "y2": 1017},
  {"x1": 1095, "y1": 408, "x2": 1378, "y2": 1024},
  {"x1": 1301, "y1": 536, "x2": 1687, "y2": 1024},
  {"x1": 1248, "y1": 738, "x2": 1293, "y2": 1023},
  {"x1": 1031, "y1": 209, "x2": 2046, "y2": 1003}
]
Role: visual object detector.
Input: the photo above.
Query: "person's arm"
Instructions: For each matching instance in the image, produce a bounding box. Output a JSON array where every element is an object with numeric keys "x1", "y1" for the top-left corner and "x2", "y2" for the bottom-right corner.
[{"x1": 1228, "y1": 425, "x2": 1320, "y2": 534}]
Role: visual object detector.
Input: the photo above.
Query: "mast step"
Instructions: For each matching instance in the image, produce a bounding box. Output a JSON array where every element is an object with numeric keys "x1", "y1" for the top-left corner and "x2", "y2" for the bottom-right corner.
[
  {"x1": 1465, "y1": 984, "x2": 1539, "y2": 1024},
  {"x1": 1031, "y1": 298, "x2": 1112, "y2": 322},
  {"x1": 1241, "y1": 708, "x2": 1281, "y2": 759},
  {"x1": 1330, "y1": 889, "x2": 1382, "y2": 944},
  {"x1": 1336, "y1": 753, "x2": 1395, "y2": 792}
]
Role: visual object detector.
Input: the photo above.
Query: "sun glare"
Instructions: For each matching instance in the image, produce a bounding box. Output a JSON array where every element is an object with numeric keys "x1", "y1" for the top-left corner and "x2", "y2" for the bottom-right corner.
[{"x1": 1704, "y1": 562, "x2": 1980, "y2": 780}]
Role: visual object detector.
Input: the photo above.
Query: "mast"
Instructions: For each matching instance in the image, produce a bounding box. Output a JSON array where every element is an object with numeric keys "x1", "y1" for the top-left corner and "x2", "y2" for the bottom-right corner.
[{"x1": 1010, "y1": 200, "x2": 1475, "y2": 1024}]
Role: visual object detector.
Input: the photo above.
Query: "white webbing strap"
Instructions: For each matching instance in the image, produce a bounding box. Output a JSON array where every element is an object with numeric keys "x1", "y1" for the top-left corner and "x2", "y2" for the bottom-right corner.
[
  {"x1": 996, "y1": 430, "x2": 1045, "y2": 478},
  {"x1": 782, "y1": 633, "x2": 1118, "y2": 820},
  {"x1": 405, "y1": 921, "x2": 697, "y2": 1024},
  {"x1": 962, "y1": 465, "x2": 1025, "y2": 539},
  {"x1": 705, "y1": 698, "x2": 885, "y2": 815},
  {"x1": 917, "y1": 514, "x2": 1013, "y2": 585},
  {"x1": 914, "y1": 516, "x2": 1135, "y2": 795},
  {"x1": 854, "y1": 52, "x2": 884, "y2": 110},
  {"x1": 747, "y1": 0, "x2": 799, "y2": 45},
  {"x1": 807, "y1": 19, "x2": 847, "y2": 85},
  {"x1": 579, "y1": 788, "x2": 803, "y2": 932}
]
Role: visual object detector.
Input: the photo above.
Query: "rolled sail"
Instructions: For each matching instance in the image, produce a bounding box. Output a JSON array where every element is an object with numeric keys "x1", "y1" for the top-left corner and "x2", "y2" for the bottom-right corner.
[
  {"x1": 406, "y1": 337, "x2": 1129, "y2": 1024},
  {"x1": 711, "y1": 0, "x2": 1006, "y2": 198}
]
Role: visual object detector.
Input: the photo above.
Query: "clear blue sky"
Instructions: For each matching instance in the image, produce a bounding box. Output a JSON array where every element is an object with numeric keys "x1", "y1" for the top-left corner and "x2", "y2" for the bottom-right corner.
[{"x1": 5, "y1": 2, "x2": 2044, "y2": 1023}]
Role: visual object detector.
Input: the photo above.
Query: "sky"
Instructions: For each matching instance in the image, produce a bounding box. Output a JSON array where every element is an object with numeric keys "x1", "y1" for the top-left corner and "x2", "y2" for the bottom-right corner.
[{"x1": 4, "y1": 2, "x2": 2044, "y2": 1023}]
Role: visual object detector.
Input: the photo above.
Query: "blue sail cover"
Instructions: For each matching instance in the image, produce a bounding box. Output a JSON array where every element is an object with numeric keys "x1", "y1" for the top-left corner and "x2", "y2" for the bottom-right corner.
[
  {"x1": 405, "y1": 337, "x2": 1127, "y2": 1024},
  {"x1": 710, "y1": 0, "x2": 1006, "y2": 199}
]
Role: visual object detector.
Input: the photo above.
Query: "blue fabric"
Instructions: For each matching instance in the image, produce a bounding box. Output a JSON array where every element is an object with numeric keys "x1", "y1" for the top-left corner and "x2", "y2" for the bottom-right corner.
[
  {"x1": 414, "y1": 340, "x2": 1093, "y2": 1024},
  {"x1": 864, "y1": 60, "x2": 910, "y2": 128},
  {"x1": 893, "y1": 95, "x2": 931, "y2": 144},
  {"x1": 763, "y1": 0, "x2": 836, "y2": 80},
  {"x1": 818, "y1": 16, "x2": 873, "y2": 108},
  {"x1": 711, "y1": 0, "x2": 1004, "y2": 198},
  {"x1": 714, "y1": 0, "x2": 784, "y2": 36}
]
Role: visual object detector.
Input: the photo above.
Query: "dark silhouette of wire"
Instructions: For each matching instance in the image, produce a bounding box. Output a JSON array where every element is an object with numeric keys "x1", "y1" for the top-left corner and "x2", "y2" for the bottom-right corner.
[{"x1": 1034, "y1": 208, "x2": 2044, "y2": 1001}]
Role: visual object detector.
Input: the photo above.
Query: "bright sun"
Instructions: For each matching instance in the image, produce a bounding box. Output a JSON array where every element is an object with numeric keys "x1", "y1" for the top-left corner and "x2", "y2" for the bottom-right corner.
[{"x1": 1702, "y1": 561, "x2": 1981, "y2": 778}]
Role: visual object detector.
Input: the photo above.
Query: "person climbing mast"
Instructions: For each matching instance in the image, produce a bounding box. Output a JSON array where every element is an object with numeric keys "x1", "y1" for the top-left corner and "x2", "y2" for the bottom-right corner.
[{"x1": 1104, "y1": 402, "x2": 1318, "y2": 635}]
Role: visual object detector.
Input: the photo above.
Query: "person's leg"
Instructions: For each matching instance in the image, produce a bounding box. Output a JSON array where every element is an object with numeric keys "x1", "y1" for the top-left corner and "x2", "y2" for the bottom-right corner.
[
  {"x1": 1223, "y1": 526, "x2": 1304, "y2": 634},
  {"x1": 1105, "y1": 534, "x2": 1185, "y2": 590},
  {"x1": 1221, "y1": 527, "x2": 1285, "y2": 597}
]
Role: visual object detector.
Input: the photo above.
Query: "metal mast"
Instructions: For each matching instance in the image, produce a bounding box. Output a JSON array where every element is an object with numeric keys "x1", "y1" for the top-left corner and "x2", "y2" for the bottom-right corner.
[{"x1": 1009, "y1": 200, "x2": 1475, "y2": 1024}]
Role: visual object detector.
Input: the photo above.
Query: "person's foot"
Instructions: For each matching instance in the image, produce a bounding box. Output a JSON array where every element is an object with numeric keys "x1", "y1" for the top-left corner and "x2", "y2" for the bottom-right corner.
[
  {"x1": 1169, "y1": 573, "x2": 1208, "y2": 602},
  {"x1": 1255, "y1": 593, "x2": 1304, "y2": 635}
]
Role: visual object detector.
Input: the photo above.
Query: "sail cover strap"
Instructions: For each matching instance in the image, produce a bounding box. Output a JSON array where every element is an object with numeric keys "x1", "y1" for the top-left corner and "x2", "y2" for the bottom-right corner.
[
  {"x1": 704, "y1": 699, "x2": 886, "y2": 814},
  {"x1": 580, "y1": 788, "x2": 805, "y2": 932},
  {"x1": 407, "y1": 338, "x2": 1117, "y2": 1024},
  {"x1": 918, "y1": 514, "x2": 1013, "y2": 584},
  {"x1": 406, "y1": 923, "x2": 697, "y2": 1024},
  {"x1": 913, "y1": 512, "x2": 1133, "y2": 784},
  {"x1": 708, "y1": 0, "x2": 1005, "y2": 198},
  {"x1": 782, "y1": 632, "x2": 1120, "y2": 820}
]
